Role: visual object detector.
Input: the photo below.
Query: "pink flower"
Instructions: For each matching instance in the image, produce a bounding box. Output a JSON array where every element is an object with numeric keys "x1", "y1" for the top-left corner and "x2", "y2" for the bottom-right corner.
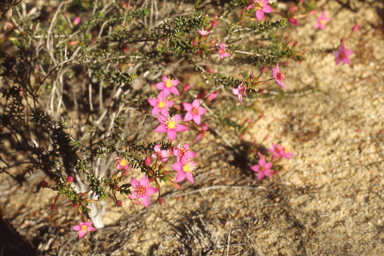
[
  {"x1": 183, "y1": 99, "x2": 207, "y2": 125},
  {"x1": 253, "y1": 0, "x2": 273, "y2": 21},
  {"x1": 171, "y1": 160, "x2": 197, "y2": 184},
  {"x1": 352, "y1": 24, "x2": 359, "y2": 32},
  {"x1": 154, "y1": 114, "x2": 189, "y2": 142},
  {"x1": 147, "y1": 91, "x2": 175, "y2": 116},
  {"x1": 151, "y1": 144, "x2": 171, "y2": 162},
  {"x1": 269, "y1": 143, "x2": 294, "y2": 159},
  {"x1": 195, "y1": 122, "x2": 209, "y2": 142},
  {"x1": 73, "y1": 16, "x2": 81, "y2": 26},
  {"x1": 332, "y1": 43, "x2": 353, "y2": 65},
  {"x1": 219, "y1": 43, "x2": 231, "y2": 59},
  {"x1": 197, "y1": 27, "x2": 210, "y2": 36},
  {"x1": 250, "y1": 153, "x2": 273, "y2": 180},
  {"x1": 72, "y1": 221, "x2": 96, "y2": 239},
  {"x1": 314, "y1": 11, "x2": 330, "y2": 30},
  {"x1": 309, "y1": 10, "x2": 316, "y2": 16},
  {"x1": 115, "y1": 157, "x2": 130, "y2": 170},
  {"x1": 67, "y1": 176, "x2": 74, "y2": 183},
  {"x1": 173, "y1": 143, "x2": 197, "y2": 163},
  {"x1": 155, "y1": 76, "x2": 180, "y2": 96},
  {"x1": 288, "y1": 18, "x2": 299, "y2": 26},
  {"x1": 272, "y1": 63, "x2": 287, "y2": 89},
  {"x1": 208, "y1": 91, "x2": 218, "y2": 101},
  {"x1": 232, "y1": 84, "x2": 247, "y2": 103},
  {"x1": 128, "y1": 175, "x2": 158, "y2": 208}
]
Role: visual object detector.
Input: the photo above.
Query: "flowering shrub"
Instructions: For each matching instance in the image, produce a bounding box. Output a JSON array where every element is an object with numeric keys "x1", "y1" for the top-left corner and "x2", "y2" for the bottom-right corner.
[{"x1": 0, "y1": 0, "x2": 357, "y2": 243}]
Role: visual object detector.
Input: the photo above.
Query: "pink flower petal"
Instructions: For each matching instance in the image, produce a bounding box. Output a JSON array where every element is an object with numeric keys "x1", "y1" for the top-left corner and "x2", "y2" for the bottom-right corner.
[
  {"x1": 192, "y1": 99, "x2": 200, "y2": 108},
  {"x1": 186, "y1": 172, "x2": 194, "y2": 183},
  {"x1": 140, "y1": 174, "x2": 149, "y2": 186},
  {"x1": 183, "y1": 102, "x2": 193, "y2": 111},
  {"x1": 167, "y1": 129, "x2": 177, "y2": 141},
  {"x1": 157, "y1": 114, "x2": 167, "y2": 124},
  {"x1": 250, "y1": 165, "x2": 260, "y2": 172},
  {"x1": 147, "y1": 99, "x2": 158, "y2": 106},
  {"x1": 152, "y1": 107, "x2": 161, "y2": 116},
  {"x1": 174, "y1": 114, "x2": 182, "y2": 122},
  {"x1": 175, "y1": 124, "x2": 189, "y2": 132},
  {"x1": 170, "y1": 87, "x2": 180, "y2": 96},
  {"x1": 171, "y1": 162, "x2": 183, "y2": 172},
  {"x1": 256, "y1": 10, "x2": 264, "y2": 21},
  {"x1": 154, "y1": 124, "x2": 168, "y2": 133},
  {"x1": 263, "y1": 5, "x2": 273, "y2": 13},
  {"x1": 147, "y1": 186, "x2": 158, "y2": 195},
  {"x1": 131, "y1": 177, "x2": 139, "y2": 187},
  {"x1": 184, "y1": 112, "x2": 193, "y2": 122},
  {"x1": 141, "y1": 194, "x2": 150, "y2": 208},
  {"x1": 155, "y1": 82, "x2": 165, "y2": 90},
  {"x1": 78, "y1": 230, "x2": 87, "y2": 239},
  {"x1": 175, "y1": 171, "x2": 186, "y2": 182},
  {"x1": 193, "y1": 115, "x2": 201, "y2": 125}
]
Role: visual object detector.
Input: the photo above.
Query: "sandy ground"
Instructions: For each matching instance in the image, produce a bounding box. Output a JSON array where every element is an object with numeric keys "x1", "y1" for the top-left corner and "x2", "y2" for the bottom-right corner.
[{"x1": 1, "y1": 0, "x2": 384, "y2": 255}]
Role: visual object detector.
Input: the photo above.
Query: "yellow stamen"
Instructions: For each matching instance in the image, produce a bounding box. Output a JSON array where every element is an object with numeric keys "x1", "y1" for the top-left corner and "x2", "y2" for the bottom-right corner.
[
  {"x1": 81, "y1": 225, "x2": 88, "y2": 231},
  {"x1": 119, "y1": 159, "x2": 127, "y2": 166},
  {"x1": 165, "y1": 79, "x2": 172, "y2": 88},
  {"x1": 166, "y1": 118, "x2": 177, "y2": 129},
  {"x1": 158, "y1": 101, "x2": 166, "y2": 108},
  {"x1": 135, "y1": 185, "x2": 146, "y2": 196},
  {"x1": 191, "y1": 107, "x2": 199, "y2": 115}
]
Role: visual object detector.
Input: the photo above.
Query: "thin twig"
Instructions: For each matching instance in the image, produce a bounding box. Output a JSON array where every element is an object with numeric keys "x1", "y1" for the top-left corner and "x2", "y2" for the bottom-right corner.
[{"x1": 168, "y1": 185, "x2": 269, "y2": 197}]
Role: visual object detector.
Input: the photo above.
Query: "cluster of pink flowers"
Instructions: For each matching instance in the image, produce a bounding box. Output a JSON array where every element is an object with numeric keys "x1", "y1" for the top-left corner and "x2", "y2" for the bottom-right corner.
[
  {"x1": 251, "y1": 144, "x2": 293, "y2": 180},
  {"x1": 149, "y1": 76, "x2": 208, "y2": 142}
]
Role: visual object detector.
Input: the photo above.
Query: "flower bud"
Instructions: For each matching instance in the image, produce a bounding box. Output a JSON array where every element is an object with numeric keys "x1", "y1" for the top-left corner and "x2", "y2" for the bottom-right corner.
[
  {"x1": 73, "y1": 203, "x2": 79, "y2": 208},
  {"x1": 158, "y1": 197, "x2": 164, "y2": 205},
  {"x1": 352, "y1": 24, "x2": 359, "y2": 32},
  {"x1": 51, "y1": 205, "x2": 56, "y2": 211},
  {"x1": 5, "y1": 22, "x2": 13, "y2": 29},
  {"x1": 258, "y1": 89, "x2": 264, "y2": 93},
  {"x1": 183, "y1": 84, "x2": 191, "y2": 91},
  {"x1": 145, "y1": 156, "x2": 151, "y2": 166},
  {"x1": 116, "y1": 200, "x2": 123, "y2": 207},
  {"x1": 261, "y1": 66, "x2": 267, "y2": 73},
  {"x1": 68, "y1": 41, "x2": 78, "y2": 46},
  {"x1": 174, "y1": 183, "x2": 182, "y2": 190},
  {"x1": 289, "y1": 6, "x2": 298, "y2": 12},
  {"x1": 293, "y1": 41, "x2": 298, "y2": 48},
  {"x1": 197, "y1": 91, "x2": 207, "y2": 99},
  {"x1": 40, "y1": 180, "x2": 48, "y2": 187},
  {"x1": 207, "y1": 91, "x2": 218, "y2": 101},
  {"x1": 250, "y1": 71, "x2": 254, "y2": 80},
  {"x1": 67, "y1": 176, "x2": 74, "y2": 183},
  {"x1": 73, "y1": 16, "x2": 81, "y2": 26}
]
